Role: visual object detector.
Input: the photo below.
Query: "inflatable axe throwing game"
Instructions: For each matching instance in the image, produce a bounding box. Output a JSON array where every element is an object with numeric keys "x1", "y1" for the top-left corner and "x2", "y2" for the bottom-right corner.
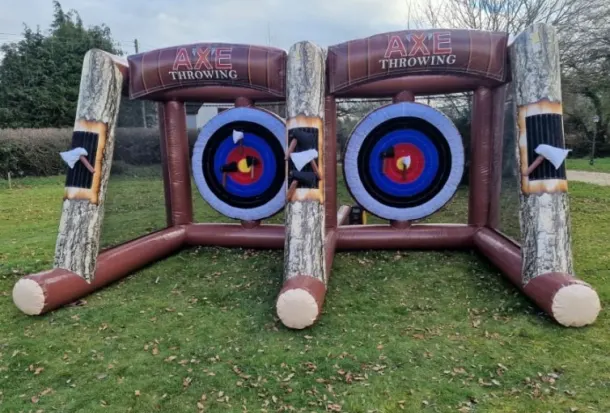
[{"x1": 12, "y1": 23, "x2": 601, "y2": 329}]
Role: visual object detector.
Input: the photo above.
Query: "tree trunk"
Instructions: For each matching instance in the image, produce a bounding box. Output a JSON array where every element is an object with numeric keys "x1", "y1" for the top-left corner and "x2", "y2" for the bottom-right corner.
[
  {"x1": 53, "y1": 49, "x2": 126, "y2": 283},
  {"x1": 276, "y1": 41, "x2": 328, "y2": 329},
  {"x1": 509, "y1": 24, "x2": 600, "y2": 327}
]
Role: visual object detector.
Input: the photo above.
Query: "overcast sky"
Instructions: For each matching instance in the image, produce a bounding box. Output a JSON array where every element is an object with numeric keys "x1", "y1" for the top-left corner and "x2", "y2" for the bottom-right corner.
[{"x1": 0, "y1": 0, "x2": 427, "y2": 54}]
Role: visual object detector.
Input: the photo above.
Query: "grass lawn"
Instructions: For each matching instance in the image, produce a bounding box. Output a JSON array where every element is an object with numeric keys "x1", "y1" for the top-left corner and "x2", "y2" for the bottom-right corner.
[
  {"x1": 566, "y1": 157, "x2": 610, "y2": 173},
  {"x1": 0, "y1": 171, "x2": 609, "y2": 413}
]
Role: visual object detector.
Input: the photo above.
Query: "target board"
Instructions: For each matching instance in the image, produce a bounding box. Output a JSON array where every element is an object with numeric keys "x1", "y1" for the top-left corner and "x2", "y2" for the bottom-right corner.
[
  {"x1": 192, "y1": 107, "x2": 287, "y2": 221},
  {"x1": 343, "y1": 102, "x2": 464, "y2": 221}
]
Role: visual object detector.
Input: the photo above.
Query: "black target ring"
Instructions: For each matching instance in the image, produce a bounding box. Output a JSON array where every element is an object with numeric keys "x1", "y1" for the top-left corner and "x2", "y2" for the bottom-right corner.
[
  {"x1": 201, "y1": 121, "x2": 285, "y2": 209},
  {"x1": 192, "y1": 107, "x2": 287, "y2": 221},
  {"x1": 343, "y1": 102, "x2": 464, "y2": 221},
  {"x1": 356, "y1": 117, "x2": 452, "y2": 208}
]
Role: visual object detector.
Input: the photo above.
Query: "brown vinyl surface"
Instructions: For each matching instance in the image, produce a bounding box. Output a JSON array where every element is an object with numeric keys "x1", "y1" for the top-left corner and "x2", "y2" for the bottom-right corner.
[
  {"x1": 327, "y1": 29, "x2": 509, "y2": 95},
  {"x1": 185, "y1": 224, "x2": 284, "y2": 248},
  {"x1": 128, "y1": 43, "x2": 286, "y2": 100},
  {"x1": 473, "y1": 227, "x2": 522, "y2": 286},
  {"x1": 393, "y1": 90, "x2": 415, "y2": 103},
  {"x1": 468, "y1": 87, "x2": 494, "y2": 226},
  {"x1": 159, "y1": 101, "x2": 193, "y2": 225},
  {"x1": 325, "y1": 230, "x2": 338, "y2": 279},
  {"x1": 331, "y1": 75, "x2": 503, "y2": 98},
  {"x1": 488, "y1": 85, "x2": 509, "y2": 228},
  {"x1": 522, "y1": 272, "x2": 587, "y2": 316},
  {"x1": 278, "y1": 275, "x2": 327, "y2": 314},
  {"x1": 24, "y1": 226, "x2": 186, "y2": 313},
  {"x1": 324, "y1": 96, "x2": 338, "y2": 230},
  {"x1": 336, "y1": 224, "x2": 476, "y2": 249}
]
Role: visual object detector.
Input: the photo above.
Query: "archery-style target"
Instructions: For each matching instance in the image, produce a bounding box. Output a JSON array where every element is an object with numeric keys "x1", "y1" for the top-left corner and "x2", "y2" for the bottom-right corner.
[
  {"x1": 343, "y1": 102, "x2": 464, "y2": 221},
  {"x1": 192, "y1": 107, "x2": 286, "y2": 220}
]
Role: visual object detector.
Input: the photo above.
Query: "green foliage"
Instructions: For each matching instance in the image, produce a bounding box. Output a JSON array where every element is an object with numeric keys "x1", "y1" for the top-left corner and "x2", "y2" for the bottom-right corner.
[
  {"x1": 0, "y1": 128, "x2": 200, "y2": 178},
  {"x1": 0, "y1": 1, "x2": 123, "y2": 128}
]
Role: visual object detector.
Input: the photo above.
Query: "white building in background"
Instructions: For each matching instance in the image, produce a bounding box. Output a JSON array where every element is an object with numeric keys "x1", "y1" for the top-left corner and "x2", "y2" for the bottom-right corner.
[
  {"x1": 185, "y1": 103, "x2": 231, "y2": 130},
  {"x1": 185, "y1": 102, "x2": 285, "y2": 131}
]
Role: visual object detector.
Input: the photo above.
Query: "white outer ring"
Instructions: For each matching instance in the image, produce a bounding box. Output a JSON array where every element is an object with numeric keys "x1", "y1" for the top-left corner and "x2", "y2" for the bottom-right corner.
[
  {"x1": 344, "y1": 102, "x2": 464, "y2": 221},
  {"x1": 192, "y1": 107, "x2": 287, "y2": 221}
]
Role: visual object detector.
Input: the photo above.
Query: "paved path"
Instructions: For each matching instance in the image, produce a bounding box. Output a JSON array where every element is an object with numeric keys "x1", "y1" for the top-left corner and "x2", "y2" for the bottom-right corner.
[{"x1": 567, "y1": 170, "x2": 610, "y2": 186}]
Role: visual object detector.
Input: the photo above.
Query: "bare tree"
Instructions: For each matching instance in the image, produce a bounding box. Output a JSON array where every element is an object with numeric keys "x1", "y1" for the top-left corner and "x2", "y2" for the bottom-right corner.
[{"x1": 416, "y1": 0, "x2": 610, "y2": 156}]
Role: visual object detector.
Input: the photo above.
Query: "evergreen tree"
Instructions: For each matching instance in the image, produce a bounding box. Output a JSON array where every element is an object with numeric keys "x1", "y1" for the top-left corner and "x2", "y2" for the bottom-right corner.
[{"x1": 0, "y1": 1, "x2": 123, "y2": 128}]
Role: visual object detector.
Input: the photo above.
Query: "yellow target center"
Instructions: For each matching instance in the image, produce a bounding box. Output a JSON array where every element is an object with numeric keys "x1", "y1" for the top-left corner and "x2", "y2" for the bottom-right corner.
[
  {"x1": 396, "y1": 157, "x2": 410, "y2": 171},
  {"x1": 237, "y1": 158, "x2": 252, "y2": 173}
]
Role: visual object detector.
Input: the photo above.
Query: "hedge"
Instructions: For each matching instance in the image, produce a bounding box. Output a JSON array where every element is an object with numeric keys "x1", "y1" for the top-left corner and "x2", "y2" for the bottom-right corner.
[
  {"x1": 0, "y1": 128, "x2": 200, "y2": 178},
  {"x1": 2, "y1": 127, "x2": 606, "y2": 180}
]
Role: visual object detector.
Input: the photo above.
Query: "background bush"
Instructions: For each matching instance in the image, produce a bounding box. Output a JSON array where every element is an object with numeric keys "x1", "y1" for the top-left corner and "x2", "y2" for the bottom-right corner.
[{"x1": 0, "y1": 128, "x2": 201, "y2": 177}]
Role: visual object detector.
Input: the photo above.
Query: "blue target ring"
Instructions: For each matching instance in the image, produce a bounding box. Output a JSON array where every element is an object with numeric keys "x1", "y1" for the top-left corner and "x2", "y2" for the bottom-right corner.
[
  {"x1": 368, "y1": 129, "x2": 439, "y2": 197},
  {"x1": 213, "y1": 132, "x2": 276, "y2": 198},
  {"x1": 343, "y1": 102, "x2": 464, "y2": 221},
  {"x1": 192, "y1": 107, "x2": 286, "y2": 221}
]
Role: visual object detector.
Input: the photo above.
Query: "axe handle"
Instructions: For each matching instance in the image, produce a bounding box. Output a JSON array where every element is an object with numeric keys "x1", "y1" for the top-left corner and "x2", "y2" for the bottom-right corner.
[
  {"x1": 287, "y1": 180, "x2": 299, "y2": 200},
  {"x1": 285, "y1": 139, "x2": 298, "y2": 160},
  {"x1": 523, "y1": 155, "x2": 545, "y2": 177},
  {"x1": 310, "y1": 160, "x2": 322, "y2": 180},
  {"x1": 79, "y1": 155, "x2": 95, "y2": 174}
]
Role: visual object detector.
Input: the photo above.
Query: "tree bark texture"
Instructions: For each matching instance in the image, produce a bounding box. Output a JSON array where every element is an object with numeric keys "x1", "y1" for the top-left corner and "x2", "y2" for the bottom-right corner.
[
  {"x1": 277, "y1": 41, "x2": 328, "y2": 329},
  {"x1": 53, "y1": 49, "x2": 126, "y2": 283},
  {"x1": 508, "y1": 24, "x2": 600, "y2": 326},
  {"x1": 510, "y1": 24, "x2": 572, "y2": 283}
]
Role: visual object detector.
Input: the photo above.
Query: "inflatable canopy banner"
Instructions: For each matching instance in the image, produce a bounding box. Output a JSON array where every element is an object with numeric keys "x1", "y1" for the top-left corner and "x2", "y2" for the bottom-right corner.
[
  {"x1": 327, "y1": 29, "x2": 509, "y2": 94},
  {"x1": 127, "y1": 43, "x2": 287, "y2": 99}
]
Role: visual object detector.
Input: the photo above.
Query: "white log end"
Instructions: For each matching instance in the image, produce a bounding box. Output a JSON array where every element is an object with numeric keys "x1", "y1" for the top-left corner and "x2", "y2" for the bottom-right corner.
[
  {"x1": 13, "y1": 279, "x2": 45, "y2": 316},
  {"x1": 552, "y1": 284, "x2": 601, "y2": 327},
  {"x1": 276, "y1": 288, "x2": 319, "y2": 329}
]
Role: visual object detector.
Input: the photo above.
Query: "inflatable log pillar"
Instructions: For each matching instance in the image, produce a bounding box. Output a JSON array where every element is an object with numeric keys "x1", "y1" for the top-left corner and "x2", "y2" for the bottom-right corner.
[
  {"x1": 509, "y1": 23, "x2": 600, "y2": 326},
  {"x1": 276, "y1": 41, "x2": 328, "y2": 329},
  {"x1": 52, "y1": 49, "x2": 126, "y2": 283}
]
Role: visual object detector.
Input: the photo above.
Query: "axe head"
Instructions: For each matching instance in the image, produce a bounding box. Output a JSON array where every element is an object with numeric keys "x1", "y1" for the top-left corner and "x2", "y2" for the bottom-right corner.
[
  {"x1": 290, "y1": 149, "x2": 319, "y2": 171},
  {"x1": 534, "y1": 144, "x2": 571, "y2": 169}
]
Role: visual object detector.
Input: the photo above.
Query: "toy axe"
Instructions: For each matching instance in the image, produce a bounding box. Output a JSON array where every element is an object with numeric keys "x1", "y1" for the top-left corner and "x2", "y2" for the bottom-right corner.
[{"x1": 523, "y1": 144, "x2": 571, "y2": 176}]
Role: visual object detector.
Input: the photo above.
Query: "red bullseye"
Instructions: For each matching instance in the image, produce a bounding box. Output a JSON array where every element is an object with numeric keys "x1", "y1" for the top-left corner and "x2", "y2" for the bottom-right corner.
[
  {"x1": 226, "y1": 146, "x2": 264, "y2": 185},
  {"x1": 383, "y1": 143, "x2": 425, "y2": 184}
]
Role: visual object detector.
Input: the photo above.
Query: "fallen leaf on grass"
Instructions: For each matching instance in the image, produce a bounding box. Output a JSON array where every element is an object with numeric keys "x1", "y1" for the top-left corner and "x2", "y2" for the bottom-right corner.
[{"x1": 183, "y1": 377, "x2": 192, "y2": 388}]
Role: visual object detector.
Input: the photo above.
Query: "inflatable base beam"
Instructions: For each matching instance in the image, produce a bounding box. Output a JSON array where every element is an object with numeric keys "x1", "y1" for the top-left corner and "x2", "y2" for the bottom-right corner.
[
  {"x1": 337, "y1": 224, "x2": 475, "y2": 250},
  {"x1": 185, "y1": 224, "x2": 285, "y2": 248},
  {"x1": 474, "y1": 228, "x2": 600, "y2": 327},
  {"x1": 14, "y1": 222, "x2": 599, "y2": 327},
  {"x1": 13, "y1": 226, "x2": 186, "y2": 315}
]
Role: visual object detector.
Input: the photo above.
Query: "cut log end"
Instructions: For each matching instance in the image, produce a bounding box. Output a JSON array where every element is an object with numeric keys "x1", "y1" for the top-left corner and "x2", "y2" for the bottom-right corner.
[
  {"x1": 552, "y1": 283, "x2": 601, "y2": 327},
  {"x1": 276, "y1": 275, "x2": 326, "y2": 329},
  {"x1": 13, "y1": 279, "x2": 45, "y2": 316},
  {"x1": 523, "y1": 272, "x2": 600, "y2": 327},
  {"x1": 276, "y1": 288, "x2": 320, "y2": 330}
]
